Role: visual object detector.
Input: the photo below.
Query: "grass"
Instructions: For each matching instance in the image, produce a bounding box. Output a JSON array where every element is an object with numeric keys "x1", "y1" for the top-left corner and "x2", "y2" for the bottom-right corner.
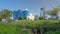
[{"x1": 0, "y1": 23, "x2": 22, "y2": 34}]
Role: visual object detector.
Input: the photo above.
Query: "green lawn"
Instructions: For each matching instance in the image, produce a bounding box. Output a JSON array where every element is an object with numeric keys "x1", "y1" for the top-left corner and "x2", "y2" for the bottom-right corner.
[{"x1": 0, "y1": 23, "x2": 22, "y2": 34}]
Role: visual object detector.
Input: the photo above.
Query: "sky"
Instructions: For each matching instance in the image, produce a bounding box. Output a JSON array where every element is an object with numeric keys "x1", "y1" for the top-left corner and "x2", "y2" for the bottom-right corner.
[{"x1": 0, "y1": 0, "x2": 60, "y2": 16}]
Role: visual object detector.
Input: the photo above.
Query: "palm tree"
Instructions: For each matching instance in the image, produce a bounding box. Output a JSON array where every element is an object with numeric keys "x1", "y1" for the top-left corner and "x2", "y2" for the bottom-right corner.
[{"x1": 47, "y1": 7, "x2": 60, "y2": 20}]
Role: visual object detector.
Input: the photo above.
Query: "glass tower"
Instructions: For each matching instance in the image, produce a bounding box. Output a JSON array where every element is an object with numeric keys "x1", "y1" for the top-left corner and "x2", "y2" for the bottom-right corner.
[
  {"x1": 22, "y1": 10, "x2": 28, "y2": 19},
  {"x1": 13, "y1": 9, "x2": 28, "y2": 20},
  {"x1": 13, "y1": 10, "x2": 22, "y2": 20}
]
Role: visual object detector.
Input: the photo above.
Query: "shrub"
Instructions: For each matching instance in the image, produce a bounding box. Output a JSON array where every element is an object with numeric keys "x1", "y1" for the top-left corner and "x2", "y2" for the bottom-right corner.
[
  {"x1": 39, "y1": 16, "x2": 44, "y2": 20},
  {"x1": 18, "y1": 16, "x2": 22, "y2": 20},
  {"x1": 0, "y1": 20, "x2": 59, "y2": 34},
  {"x1": 24, "y1": 17, "x2": 27, "y2": 20},
  {"x1": 49, "y1": 18, "x2": 57, "y2": 20}
]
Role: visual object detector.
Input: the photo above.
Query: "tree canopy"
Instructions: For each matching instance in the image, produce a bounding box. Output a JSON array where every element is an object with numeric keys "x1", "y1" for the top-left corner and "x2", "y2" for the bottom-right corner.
[
  {"x1": 47, "y1": 7, "x2": 60, "y2": 20},
  {"x1": 47, "y1": 7, "x2": 60, "y2": 16},
  {"x1": 0, "y1": 9, "x2": 12, "y2": 19}
]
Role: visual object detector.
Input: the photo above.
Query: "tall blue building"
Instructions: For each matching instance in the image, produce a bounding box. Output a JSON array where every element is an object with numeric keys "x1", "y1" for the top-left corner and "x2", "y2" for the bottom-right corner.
[
  {"x1": 13, "y1": 10, "x2": 21, "y2": 20},
  {"x1": 13, "y1": 9, "x2": 28, "y2": 20},
  {"x1": 22, "y1": 10, "x2": 28, "y2": 19}
]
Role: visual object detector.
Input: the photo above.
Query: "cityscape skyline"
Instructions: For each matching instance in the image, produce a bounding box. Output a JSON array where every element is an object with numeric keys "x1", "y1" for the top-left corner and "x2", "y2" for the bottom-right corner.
[{"x1": 0, "y1": 0, "x2": 60, "y2": 16}]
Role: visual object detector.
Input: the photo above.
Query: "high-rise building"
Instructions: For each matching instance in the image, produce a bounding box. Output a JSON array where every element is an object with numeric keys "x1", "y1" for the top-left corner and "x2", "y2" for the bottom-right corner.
[
  {"x1": 13, "y1": 9, "x2": 28, "y2": 20},
  {"x1": 40, "y1": 8, "x2": 45, "y2": 17},
  {"x1": 13, "y1": 9, "x2": 22, "y2": 20},
  {"x1": 22, "y1": 9, "x2": 28, "y2": 19}
]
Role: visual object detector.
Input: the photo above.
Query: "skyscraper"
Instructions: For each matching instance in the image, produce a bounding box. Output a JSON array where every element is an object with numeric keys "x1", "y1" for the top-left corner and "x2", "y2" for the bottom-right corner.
[
  {"x1": 13, "y1": 9, "x2": 28, "y2": 20},
  {"x1": 13, "y1": 9, "x2": 22, "y2": 20},
  {"x1": 22, "y1": 9, "x2": 28, "y2": 19}
]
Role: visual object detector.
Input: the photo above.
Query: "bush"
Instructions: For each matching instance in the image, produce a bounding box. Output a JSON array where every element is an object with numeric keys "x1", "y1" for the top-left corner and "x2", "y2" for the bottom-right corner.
[
  {"x1": 24, "y1": 17, "x2": 27, "y2": 20},
  {"x1": 0, "y1": 20, "x2": 59, "y2": 34},
  {"x1": 18, "y1": 16, "x2": 22, "y2": 20},
  {"x1": 39, "y1": 16, "x2": 44, "y2": 20},
  {"x1": 49, "y1": 18, "x2": 57, "y2": 20},
  {"x1": 21, "y1": 30, "x2": 30, "y2": 34}
]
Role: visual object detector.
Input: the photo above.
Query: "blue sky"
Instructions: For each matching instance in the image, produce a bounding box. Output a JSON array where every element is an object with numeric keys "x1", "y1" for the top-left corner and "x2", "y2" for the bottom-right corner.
[{"x1": 0, "y1": 0, "x2": 60, "y2": 16}]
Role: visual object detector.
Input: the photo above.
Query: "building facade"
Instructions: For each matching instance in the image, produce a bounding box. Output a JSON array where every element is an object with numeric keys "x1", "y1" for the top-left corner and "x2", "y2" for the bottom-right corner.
[
  {"x1": 22, "y1": 10, "x2": 28, "y2": 19},
  {"x1": 13, "y1": 9, "x2": 28, "y2": 20}
]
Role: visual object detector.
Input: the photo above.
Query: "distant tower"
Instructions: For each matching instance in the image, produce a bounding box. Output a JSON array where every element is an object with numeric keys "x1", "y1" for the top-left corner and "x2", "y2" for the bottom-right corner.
[
  {"x1": 40, "y1": 8, "x2": 44, "y2": 16},
  {"x1": 40, "y1": 7, "x2": 45, "y2": 19}
]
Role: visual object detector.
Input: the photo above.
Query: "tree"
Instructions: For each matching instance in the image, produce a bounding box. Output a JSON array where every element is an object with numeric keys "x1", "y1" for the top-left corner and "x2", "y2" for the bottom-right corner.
[
  {"x1": 47, "y1": 7, "x2": 60, "y2": 20},
  {"x1": 0, "y1": 9, "x2": 12, "y2": 22},
  {"x1": 18, "y1": 16, "x2": 22, "y2": 20},
  {"x1": 0, "y1": 12, "x2": 2, "y2": 21},
  {"x1": 0, "y1": 9, "x2": 12, "y2": 19},
  {"x1": 24, "y1": 17, "x2": 27, "y2": 20},
  {"x1": 39, "y1": 16, "x2": 44, "y2": 20}
]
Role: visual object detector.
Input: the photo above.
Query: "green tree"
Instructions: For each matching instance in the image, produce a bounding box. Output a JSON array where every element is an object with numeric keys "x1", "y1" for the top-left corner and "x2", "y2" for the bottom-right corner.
[
  {"x1": 0, "y1": 9, "x2": 12, "y2": 19},
  {"x1": 0, "y1": 12, "x2": 2, "y2": 21},
  {"x1": 47, "y1": 7, "x2": 60, "y2": 20},
  {"x1": 39, "y1": 16, "x2": 44, "y2": 20},
  {"x1": 18, "y1": 16, "x2": 22, "y2": 20},
  {"x1": 24, "y1": 17, "x2": 27, "y2": 20},
  {"x1": 0, "y1": 9, "x2": 12, "y2": 22}
]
